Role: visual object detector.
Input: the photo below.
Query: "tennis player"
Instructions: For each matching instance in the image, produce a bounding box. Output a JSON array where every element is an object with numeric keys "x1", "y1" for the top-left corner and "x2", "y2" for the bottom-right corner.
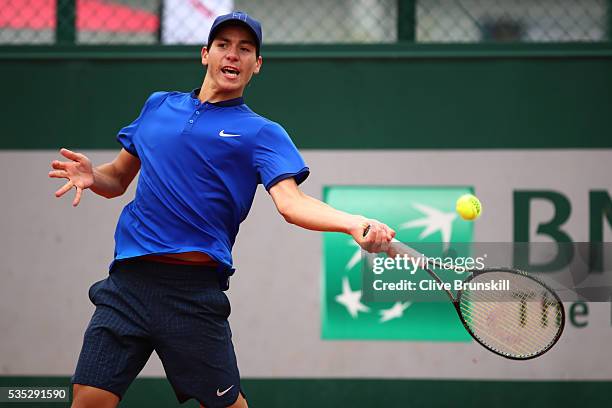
[{"x1": 49, "y1": 12, "x2": 394, "y2": 408}]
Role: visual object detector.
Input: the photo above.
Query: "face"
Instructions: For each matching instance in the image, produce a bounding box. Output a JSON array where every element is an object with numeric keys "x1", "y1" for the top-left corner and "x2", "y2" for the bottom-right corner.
[{"x1": 201, "y1": 25, "x2": 262, "y2": 99}]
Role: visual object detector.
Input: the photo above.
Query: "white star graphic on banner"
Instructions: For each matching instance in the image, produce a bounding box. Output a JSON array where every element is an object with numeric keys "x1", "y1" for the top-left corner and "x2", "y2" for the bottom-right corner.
[
  {"x1": 335, "y1": 277, "x2": 370, "y2": 318},
  {"x1": 345, "y1": 240, "x2": 362, "y2": 270},
  {"x1": 379, "y1": 302, "x2": 412, "y2": 323},
  {"x1": 399, "y1": 203, "x2": 457, "y2": 250}
]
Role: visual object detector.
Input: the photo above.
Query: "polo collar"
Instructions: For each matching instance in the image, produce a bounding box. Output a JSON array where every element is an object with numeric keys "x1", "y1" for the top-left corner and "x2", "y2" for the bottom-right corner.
[{"x1": 191, "y1": 88, "x2": 244, "y2": 107}]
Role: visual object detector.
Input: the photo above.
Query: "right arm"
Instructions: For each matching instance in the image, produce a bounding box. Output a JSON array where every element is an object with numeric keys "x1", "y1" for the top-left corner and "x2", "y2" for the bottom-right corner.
[{"x1": 49, "y1": 148, "x2": 140, "y2": 206}]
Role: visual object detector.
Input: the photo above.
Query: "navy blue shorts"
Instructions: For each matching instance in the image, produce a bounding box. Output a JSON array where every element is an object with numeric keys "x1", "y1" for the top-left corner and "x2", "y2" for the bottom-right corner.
[{"x1": 72, "y1": 259, "x2": 244, "y2": 407}]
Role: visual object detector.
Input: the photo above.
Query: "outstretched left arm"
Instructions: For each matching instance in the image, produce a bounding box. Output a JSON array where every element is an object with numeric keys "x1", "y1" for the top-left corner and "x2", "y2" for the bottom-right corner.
[{"x1": 269, "y1": 178, "x2": 395, "y2": 253}]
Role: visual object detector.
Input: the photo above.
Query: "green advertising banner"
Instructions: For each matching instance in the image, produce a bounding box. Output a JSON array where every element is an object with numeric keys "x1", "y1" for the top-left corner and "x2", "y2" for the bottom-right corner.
[{"x1": 322, "y1": 186, "x2": 475, "y2": 341}]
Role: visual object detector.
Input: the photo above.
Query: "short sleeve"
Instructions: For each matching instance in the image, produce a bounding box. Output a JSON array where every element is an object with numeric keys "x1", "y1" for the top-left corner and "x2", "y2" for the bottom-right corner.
[
  {"x1": 253, "y1": 123, "x2": 310, "y2": 190},
  {"x1": 116, "y1": 92, "x2": 166, "y2": 157}
]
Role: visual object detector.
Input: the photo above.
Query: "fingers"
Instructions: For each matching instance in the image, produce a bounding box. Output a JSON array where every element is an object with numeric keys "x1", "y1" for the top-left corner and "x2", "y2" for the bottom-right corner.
[
  {"x1": 379, "y1": 223, "x2": 395, "y2": 242},
  {"x1": 361, "y1": 220, "x2": 395, "y2": 253},
  {"x1": 374, "y1": 223, "x2": 385, "y2": 248},
  {"x1": 52, "y1": 148, "x2": 88, "y2": 171},
  {"x1": 53, "y1": 179, "x2": 84, "y2": 206},
  {"x1": 60, "y1": 148, "x2": 83, "y2": 162},
  {"x1": 52, "y1": 150, "x2": 87, "y2": 206},
  {"x1": 382, "y1": 226, "x2": 395, "y2": 251},
  {"x1": 51, "y1": 160, "x2": 68, "y2": 170},
  {"x1": 362, "y1": 221, "x2": 383, "y2": 253},
  {"x1": 72, "y1": 186, "x2": 83, "y2": 207},
  {"x1": 364, "y1": 224, "x2": 379, "y2": 252},
  {"x1": 48, "y1": 170, "x2": 68, "y2": 179},
  {"x1": 55, "y1": 180, "x2": 74, "y2": 198}
]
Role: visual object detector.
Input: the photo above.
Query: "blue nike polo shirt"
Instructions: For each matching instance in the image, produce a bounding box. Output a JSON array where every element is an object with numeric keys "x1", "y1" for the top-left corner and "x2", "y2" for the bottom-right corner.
[{"x1": 113, "y1": 89, "x2": 309, "y2": 273}]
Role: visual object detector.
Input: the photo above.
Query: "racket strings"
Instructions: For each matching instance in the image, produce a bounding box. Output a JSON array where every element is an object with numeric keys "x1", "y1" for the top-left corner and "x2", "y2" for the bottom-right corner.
[
  {"x1": 458, "y1": 271, "x2": 563, "y2": 359},
  {"x1": 459, "y1": 300, "x2": 551, "y2": 353},
  {"x1": 461, "y1": 299, "x2": 559, "y2": 357},
  {"x1": 461, "y1": 287, "x2": 562, "y2": 357},
  {"x1": 459, "y1": 300, "x2": 557, "y2": 355},
  {"x1": 461, "y1": 290, "x2": 560, "y2": 331},
  {"x1": 461, "y1": 285, "x2": 562, "y2": 355},
  {"x1": 460, "y1": 306, "x2": 544, "y2": 355}
]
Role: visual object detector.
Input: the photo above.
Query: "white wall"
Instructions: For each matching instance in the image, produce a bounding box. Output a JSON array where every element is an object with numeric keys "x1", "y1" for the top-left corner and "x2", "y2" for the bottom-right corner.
[{"x1": 0, "y1": 149, "x2": 611, "y2": 379}]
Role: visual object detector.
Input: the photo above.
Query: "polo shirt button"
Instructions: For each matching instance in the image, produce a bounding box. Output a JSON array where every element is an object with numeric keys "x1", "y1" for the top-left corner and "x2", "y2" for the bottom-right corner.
[
  {"x1": 189, "y1": 119, "x2": 194, "y2": 124},
  {"x1": 195, "y1": 111, "x2": 200, "y2": 115}
]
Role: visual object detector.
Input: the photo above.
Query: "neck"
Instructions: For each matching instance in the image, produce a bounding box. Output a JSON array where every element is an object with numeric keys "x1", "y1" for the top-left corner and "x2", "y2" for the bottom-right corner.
[{"x1": 199, "y1": 76, "x2": 243, "y2": 103}]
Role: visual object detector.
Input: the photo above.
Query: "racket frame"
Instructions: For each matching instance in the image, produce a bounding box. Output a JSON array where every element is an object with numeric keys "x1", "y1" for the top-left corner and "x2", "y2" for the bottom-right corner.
[{"x1": 362, "y1": 232, "x2": 567, "y2": 359}]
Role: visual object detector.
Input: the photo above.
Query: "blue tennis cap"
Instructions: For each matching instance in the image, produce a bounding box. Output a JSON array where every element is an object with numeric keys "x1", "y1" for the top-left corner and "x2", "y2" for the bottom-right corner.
[{"x1": 207, "y1": 11, "x2": 263, "y2": 56}]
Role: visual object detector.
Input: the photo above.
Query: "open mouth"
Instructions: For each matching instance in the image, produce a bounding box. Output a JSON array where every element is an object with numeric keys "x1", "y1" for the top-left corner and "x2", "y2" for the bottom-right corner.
[{"x1": 221, "y1": 67, "x2": 240, "y2": 78}]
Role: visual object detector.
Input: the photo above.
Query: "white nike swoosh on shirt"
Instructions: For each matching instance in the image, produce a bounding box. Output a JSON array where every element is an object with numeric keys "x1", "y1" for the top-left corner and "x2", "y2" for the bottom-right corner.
[
  {"x1": 219, "y1": 130, "x2": 241, "y2": 137},
  {"x1": 216, "y1": 385, "x2": 234, "y2": 397}
]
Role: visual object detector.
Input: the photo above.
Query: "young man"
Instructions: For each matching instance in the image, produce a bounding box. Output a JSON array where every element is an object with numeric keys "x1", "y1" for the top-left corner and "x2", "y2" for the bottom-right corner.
[{"x1": 49, "y1": 12, "x2": 394, "y2": 408}]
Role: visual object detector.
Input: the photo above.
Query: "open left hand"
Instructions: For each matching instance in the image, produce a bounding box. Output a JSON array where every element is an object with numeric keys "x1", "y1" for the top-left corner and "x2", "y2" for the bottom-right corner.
[{"x1": 48, "y1": 148, "x2": 94, "y2": 207}]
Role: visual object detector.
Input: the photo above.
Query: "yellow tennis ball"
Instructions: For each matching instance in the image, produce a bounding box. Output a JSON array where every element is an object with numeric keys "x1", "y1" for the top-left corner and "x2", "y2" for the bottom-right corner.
[{"x1": 456, "y1": 194, "x2": 482, "y2": 221}]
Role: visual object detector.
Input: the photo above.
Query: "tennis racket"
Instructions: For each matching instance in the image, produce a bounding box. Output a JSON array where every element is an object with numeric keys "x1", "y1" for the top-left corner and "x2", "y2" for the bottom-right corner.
[{"x1": 363, "y1": 226, "x2": 565, "y2": 360}]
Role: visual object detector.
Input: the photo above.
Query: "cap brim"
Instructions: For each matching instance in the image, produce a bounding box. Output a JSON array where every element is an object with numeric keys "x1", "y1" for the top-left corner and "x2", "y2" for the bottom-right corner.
[{"x1": 208, "y1": 20, "x2": 260, "y2": 51}]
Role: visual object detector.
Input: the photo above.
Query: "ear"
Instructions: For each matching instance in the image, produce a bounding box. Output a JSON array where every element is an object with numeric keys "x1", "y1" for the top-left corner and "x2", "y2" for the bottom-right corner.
[
  {"x1": 253, "y1": 55, "x2": 263, "y2": 75},
  {"x1": 201, "y1": 46, "x2": 209, "y2": 67}
]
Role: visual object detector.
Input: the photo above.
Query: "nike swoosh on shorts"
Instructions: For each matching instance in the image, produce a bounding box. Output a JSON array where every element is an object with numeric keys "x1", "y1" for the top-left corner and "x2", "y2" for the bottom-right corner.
[{"x1": 216, "y1": 385, "x2": 234, "y2": 397}]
